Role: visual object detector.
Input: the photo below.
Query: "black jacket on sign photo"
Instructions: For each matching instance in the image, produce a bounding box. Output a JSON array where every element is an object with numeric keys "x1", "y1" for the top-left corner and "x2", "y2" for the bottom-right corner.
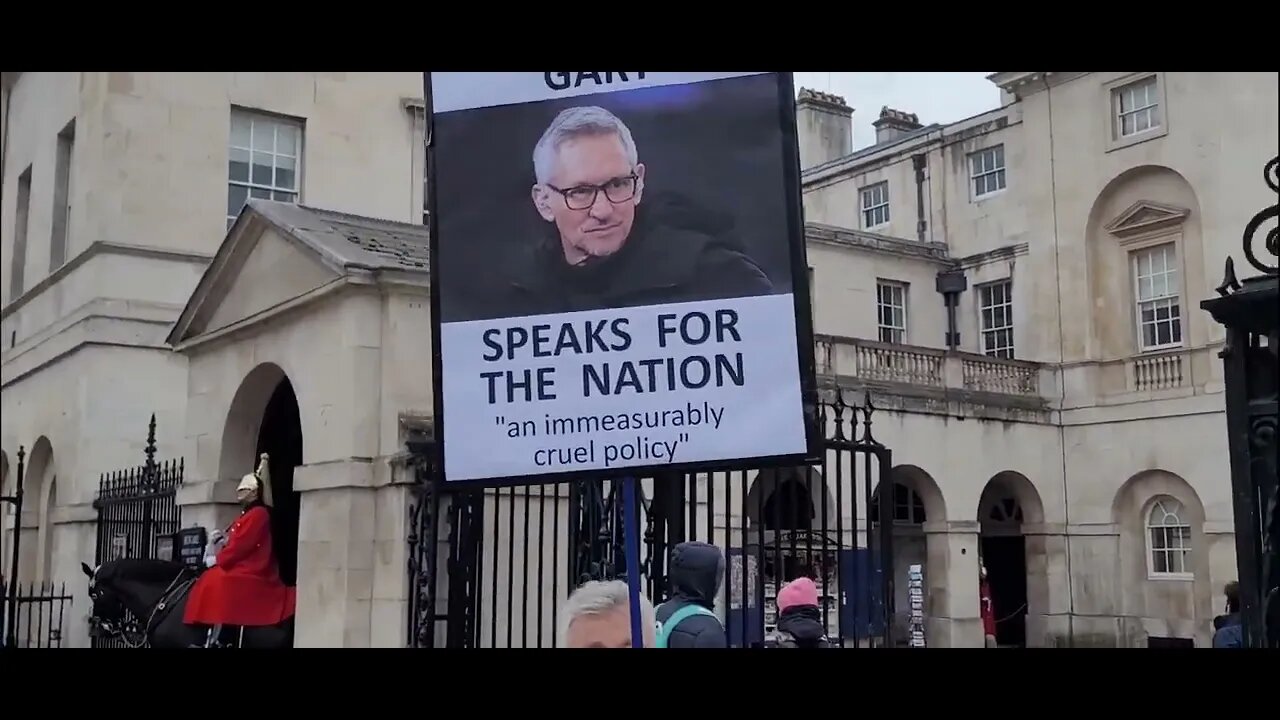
[
  {"x1": 655, "y1": 541, "x2": 729, "y2": 649},
  {"x1": 494, "y1": 193, "x2": 777, "y2": 321}
]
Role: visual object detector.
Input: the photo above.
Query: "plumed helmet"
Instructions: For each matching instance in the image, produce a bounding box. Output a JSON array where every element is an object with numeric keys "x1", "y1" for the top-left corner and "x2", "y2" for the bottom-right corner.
[{"x1": 236, "y1": 453, "x2": 273, "y2": 507}]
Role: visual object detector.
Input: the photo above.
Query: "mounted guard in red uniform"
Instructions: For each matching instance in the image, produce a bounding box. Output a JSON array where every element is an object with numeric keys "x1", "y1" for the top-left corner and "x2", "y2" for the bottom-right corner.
[{"x1": 184, "y1": 453, "x2": 296, "y2": 647}]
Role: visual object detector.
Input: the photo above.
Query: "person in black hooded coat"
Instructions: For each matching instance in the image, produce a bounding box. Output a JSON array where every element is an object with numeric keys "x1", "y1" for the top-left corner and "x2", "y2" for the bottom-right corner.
[{"x1": 655, "y1": 541, "x2": 728, "y2": 648}]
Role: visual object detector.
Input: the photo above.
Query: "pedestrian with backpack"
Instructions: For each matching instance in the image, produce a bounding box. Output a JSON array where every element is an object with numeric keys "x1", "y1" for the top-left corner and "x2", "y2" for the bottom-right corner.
[
  {"x1": 764, "y1": 577, "x2": 832, "y2": 648},
  {"x1": 655, "y1": 541, "x2": 728, "y2": 648}
]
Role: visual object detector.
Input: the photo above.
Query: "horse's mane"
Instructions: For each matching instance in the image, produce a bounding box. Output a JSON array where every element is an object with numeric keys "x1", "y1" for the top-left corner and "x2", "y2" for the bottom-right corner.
[{"x1": 97, "y1": 557, "x2": 192, "y2": 585}]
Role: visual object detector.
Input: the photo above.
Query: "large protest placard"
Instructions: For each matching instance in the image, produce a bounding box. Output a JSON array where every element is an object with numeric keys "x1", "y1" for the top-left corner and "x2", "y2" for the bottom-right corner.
[{"x1": 426, "y1": 72, "x2": 819, "y2": 485}]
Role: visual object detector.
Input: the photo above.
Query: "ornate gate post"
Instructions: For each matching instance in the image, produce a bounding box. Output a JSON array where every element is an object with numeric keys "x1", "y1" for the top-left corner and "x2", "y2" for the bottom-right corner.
[{"x1": 1200, "y1": 156, "x2": 1279, "y2": 648}]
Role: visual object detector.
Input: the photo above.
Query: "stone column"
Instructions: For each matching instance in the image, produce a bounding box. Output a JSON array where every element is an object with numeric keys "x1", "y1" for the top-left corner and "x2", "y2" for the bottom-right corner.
[
  {"x1": 293, "y1": 458, "x2": 378, "y2": 648},
  {"x1": 370, "y1": 457, "x2": 414, "y2": 648},
  {"x1": 50, "y1": 503, "x2": 99, "y2": 648},
  {"x1": 922, "y1": 520, "x2": 982, "y2": 647},
  {"x1": 1023, "y1": 521, "x2": 1067, "y2": 648}
]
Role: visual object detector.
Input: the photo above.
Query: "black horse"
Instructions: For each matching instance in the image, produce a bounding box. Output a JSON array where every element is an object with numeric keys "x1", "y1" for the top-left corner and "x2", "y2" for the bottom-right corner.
[{"x1": 81, "y1": 559, "x2": 294, "y2": 648}]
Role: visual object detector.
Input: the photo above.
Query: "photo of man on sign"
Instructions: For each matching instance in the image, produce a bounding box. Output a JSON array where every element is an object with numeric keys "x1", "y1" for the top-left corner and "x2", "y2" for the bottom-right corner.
[
  {"x1": 427, "y1": 72, "x2": 817, "y2": 485},
  {"x1": 511, "y1": 105, "x2": 775, "y2": 317}
]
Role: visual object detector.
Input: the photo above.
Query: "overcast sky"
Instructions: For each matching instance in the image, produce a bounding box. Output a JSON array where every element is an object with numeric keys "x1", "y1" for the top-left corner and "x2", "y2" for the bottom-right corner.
[{"x1": 793, "y1": 72, "x2": 1001, "y2": 150}]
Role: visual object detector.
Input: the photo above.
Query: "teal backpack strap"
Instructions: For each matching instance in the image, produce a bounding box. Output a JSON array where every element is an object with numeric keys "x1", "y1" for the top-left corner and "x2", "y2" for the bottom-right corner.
[{"x1": 655, "y1": 604, "x2": 718, "y2": 648}]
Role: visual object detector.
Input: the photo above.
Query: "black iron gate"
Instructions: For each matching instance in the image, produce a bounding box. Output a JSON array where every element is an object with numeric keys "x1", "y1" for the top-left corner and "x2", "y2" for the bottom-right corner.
[
  {"x1": 1200, "y1": 156, "x2": 1279, "y2": 649},
  {"x1": 89, "y1": 414, "x2": 185, "y2": 648},
  {"x1": 407, "y1": 390, "x2": 895, "y2": 648},
  {"x1": 1, "y1": 444, "x2": 74, "y2": 648}
]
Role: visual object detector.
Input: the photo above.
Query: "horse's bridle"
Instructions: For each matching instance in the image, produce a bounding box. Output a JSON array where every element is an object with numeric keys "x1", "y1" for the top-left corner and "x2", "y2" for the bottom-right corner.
[{"x1": 87, "y1": 565, "x2": 192, "y2": 649}]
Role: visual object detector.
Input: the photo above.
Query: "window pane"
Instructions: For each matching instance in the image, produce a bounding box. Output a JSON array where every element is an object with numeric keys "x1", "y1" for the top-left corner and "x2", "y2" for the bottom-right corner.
[
  {"x1": 252, "y1": 123, "x2": 275, "y2": 152},
  {"x1": 275, "y1": 154, "x2": 296, "y2": 190},
  {"x1": 229, "y1": 148, "x2": 250, "y2": 183},
  {"x1": 231, "y1": 115, "x2": 252, "y2": 148},
  {"x1": 250, "y1": 187, "x2": 271, "y2": 200},
  {"x1": 277, "y1": 124, "x2": 299, "y2": 156},
  {"x1": 252, "y1": 152, "x2": 273, "y2": 185},
  {"x1": 227, "y1": 184, "x2": 248, "y2": 219},
  {"x1": 272, "y1": 190, "x2": 296, "y2": 203}
]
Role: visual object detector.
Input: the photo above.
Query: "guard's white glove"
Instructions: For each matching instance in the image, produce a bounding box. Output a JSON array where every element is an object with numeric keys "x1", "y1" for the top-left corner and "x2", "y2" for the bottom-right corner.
[
  {"x1": 204, "y1": 552, "x2": 218, "y2": 568},
  {"x1": 209, "y1": 528, "x2": 226, "y2": 546}
]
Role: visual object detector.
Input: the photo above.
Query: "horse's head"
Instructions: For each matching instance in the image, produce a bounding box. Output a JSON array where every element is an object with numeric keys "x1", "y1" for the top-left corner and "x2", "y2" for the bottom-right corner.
[
  {"x1": 81, "y1": 558, "x2": 195, "y2": 640},
  {"x1": 82, "y1": 561, "x2": 127, "y2": 633}
]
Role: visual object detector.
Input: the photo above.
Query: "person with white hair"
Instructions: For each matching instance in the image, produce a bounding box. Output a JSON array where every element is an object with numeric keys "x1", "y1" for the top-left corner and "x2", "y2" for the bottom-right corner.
[{"x1": 561, "y1": 579, "x2": 656, "y2": 648}]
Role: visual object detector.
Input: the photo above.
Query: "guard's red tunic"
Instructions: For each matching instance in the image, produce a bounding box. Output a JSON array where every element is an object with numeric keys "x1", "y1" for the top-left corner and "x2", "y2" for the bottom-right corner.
[{"x1": 183, "y1": 505, "x2": 296, "y2": 627}]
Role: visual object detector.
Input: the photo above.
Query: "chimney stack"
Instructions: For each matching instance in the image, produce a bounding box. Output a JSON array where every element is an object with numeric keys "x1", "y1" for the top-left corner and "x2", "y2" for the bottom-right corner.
[
  {"x1": 795, "y1": 88, "x2": 853, "y2": 170},
  {"x1": 873, "y1": 106, "x2": 922, "y2": 145}
]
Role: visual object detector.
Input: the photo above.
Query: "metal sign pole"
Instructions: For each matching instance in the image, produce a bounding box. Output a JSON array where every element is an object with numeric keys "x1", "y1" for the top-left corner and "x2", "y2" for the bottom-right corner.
[
  {"x1": 2, "y1": 445, "x2": 25, "y2": 649},
  {"x1": 623, "y1": 477, "x2": 644, "y2": 648}
]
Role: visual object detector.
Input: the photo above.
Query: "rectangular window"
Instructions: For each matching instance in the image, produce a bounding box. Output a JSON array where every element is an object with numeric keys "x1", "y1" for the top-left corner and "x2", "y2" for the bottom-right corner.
[
  {"x1": 227, "y1": 109, "x2": 303, "y2": 230},
  {"x1": 876, "y1": 280, "x2": 907, "y2": 344},
  {"x1": 1114, "y1": 76, "x2": 1161, "y2": 139},
  {"x1": 969, "y1": 145, "x2": 1006, "y2": 198},
  {"x1": 978, "y1": 280, "x2": 1014, "y2": 358},
  {"x1": 1132, "y1": 243, "x2": 1182, "y2": 351},
  {"x1": 10, "y1": 166, "x2": 32, "y2": 302},
  {"x1": 861, "y1": 181, "x2": 889, "y2": 229},
  {"x1": 50, "y1": 119, "x2": 76, "y2": 272}
]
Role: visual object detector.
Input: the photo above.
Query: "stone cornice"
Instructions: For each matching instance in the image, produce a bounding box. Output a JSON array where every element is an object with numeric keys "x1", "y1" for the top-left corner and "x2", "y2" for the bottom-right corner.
[
  {"x1": 806, "y1": 223, "x2": 952, "y2": 265},
  {"x1": 1, "y1": 241, "x2": 212, "y2": 321}
]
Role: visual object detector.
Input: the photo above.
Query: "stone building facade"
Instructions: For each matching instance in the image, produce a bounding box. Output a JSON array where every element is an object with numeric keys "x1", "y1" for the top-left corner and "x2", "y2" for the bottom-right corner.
[{"x1": 2, "y1": 71, "x2": 1276, "y2": 648}]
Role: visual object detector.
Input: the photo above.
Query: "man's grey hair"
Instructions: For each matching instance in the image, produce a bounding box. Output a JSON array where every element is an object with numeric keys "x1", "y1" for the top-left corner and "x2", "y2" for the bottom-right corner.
[
  {"x1": 559, "y1": 579, "x2": 655, "y2": 645},
  {"x1": 532, "y1": 105, "x2": 639, "y2": 185}
]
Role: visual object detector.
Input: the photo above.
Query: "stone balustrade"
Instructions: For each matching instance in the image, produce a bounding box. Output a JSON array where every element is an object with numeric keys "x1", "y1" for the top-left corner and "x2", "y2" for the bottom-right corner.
[{"x1": 814, "y1": 334, "x2": 1044, "y2": 400}]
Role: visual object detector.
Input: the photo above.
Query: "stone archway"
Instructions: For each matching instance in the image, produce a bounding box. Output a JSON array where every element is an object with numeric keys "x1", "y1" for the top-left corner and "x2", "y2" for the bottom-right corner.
[
  {"x1": 743, "y1": 467, "x2": 839, "y2": 640},
  {"x1": 745, "y1": 466, "x2": 837, "y2": 533},
  {"x1": 976, "y1": 471, "x2": 1046, "y2": 648},
  {"x1": 870, "y1": 464, "x2": 947, "y2": 646},
  {"x1": 20, "y1": 437, "x2": 54, "y2": 586},
  {"x1": 219, "y1": 363, "x2": 303, "y2": 587},
  {"x1": 1111, "y1": 469, "x2": 1211, "y2": 646}
]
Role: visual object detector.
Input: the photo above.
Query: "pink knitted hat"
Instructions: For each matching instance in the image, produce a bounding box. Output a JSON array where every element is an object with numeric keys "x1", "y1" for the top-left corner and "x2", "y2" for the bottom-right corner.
[{"x1": 776, "y1": 577, "x2": 819, "y2": 612}]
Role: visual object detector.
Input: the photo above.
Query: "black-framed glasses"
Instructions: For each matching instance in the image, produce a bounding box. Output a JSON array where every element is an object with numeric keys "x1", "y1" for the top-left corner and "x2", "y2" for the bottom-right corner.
[{"x1": 546, "y1": 174, "x2": 638, "y2": 211}]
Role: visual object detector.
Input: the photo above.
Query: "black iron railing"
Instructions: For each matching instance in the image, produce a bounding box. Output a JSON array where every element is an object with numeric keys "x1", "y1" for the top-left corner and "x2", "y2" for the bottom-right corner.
[{"x1": 407, "y1": 390, "x2": 896, "y2": 649}]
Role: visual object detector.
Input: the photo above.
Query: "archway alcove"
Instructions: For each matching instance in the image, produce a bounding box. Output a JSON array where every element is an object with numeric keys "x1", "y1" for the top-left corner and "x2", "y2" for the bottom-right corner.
[
  {"x1": 869, "y1": 465, "x2": 946, "y2": 646},
  {"x1": 976, "y1": 471, "x2": 1046, "y2": 648},
  {"x1": 219, "y1": 363, "x2": 303, "y2": 587}
]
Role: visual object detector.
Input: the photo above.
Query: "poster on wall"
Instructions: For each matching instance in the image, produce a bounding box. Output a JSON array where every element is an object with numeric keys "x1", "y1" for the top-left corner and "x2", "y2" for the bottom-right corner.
[{"x1": 425, "y1": 72, "x2": 819, "y2": 485}]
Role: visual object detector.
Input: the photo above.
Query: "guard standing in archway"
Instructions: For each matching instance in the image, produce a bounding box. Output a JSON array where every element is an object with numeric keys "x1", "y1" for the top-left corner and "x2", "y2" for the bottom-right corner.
[
  {"x1": 980, "y1": 564, "x2": 997, "y2": 648},
  {"x1": 184, "y1": 453, "x2": 297, "y2": 647}
]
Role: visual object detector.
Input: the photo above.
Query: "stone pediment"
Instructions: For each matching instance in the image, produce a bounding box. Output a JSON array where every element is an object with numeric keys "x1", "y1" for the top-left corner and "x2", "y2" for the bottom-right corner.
[
  {"x1": 167, "y1": 200, "x2": 431, "y2": 348},
  {"x1": 1104, "y1": 200, "x2": 1190, "y2": 240}
]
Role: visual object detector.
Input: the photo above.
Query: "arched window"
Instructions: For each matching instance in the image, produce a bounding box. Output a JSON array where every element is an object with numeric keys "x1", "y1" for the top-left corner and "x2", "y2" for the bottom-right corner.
[
  {"x1": 869, "y1": 482, "x2": 927, "y2": 526},
  {"x1": 1145, "y1": 496, "x2": 1192, "y2": 578}
]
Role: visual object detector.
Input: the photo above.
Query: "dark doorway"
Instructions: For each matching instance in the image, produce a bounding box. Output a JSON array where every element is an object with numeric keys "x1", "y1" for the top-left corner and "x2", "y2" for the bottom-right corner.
[
  {"x1": 255, "y1": 378, "x2": 302, "y2": 587},
  {"x1": 1147, "y1": 635, "x2": 1194, "y2": 648},
  {"x1": 980, "y1": 535, "x2": 1027, "y2": 648}
]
